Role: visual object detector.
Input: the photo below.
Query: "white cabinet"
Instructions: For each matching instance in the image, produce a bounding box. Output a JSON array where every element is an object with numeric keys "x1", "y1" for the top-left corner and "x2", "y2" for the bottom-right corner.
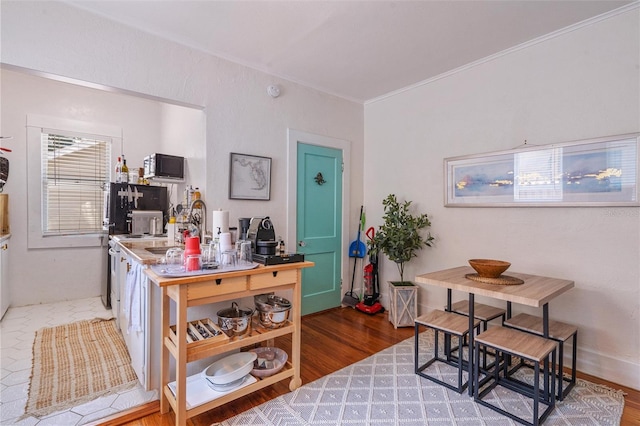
[
  {"x1": 0, "y1": 235, "x2": 10, "y2": 320},
  {"x1": 119, "y1": 253, "x2": 150, "y2": 389}
]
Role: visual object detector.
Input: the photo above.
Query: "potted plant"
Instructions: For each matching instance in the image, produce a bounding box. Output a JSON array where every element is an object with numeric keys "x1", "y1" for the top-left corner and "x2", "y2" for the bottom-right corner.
[
  {"x1": 373, "y1": 194, "x2": 434, "y2": 284},
  {"x1": 372, "y1": 194, "x2": 434, "y2": 328}
]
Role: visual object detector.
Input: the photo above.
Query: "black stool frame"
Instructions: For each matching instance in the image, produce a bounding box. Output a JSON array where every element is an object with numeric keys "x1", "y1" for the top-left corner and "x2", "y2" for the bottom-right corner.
[
  {"x1": 446, "y1": 306, "x2": 505, "y2": 371},
  {"x1": 503, "y1": 324, "x2": 577, "y2": 401},
  {"x1": 415, "y1": 322, "x2": 480, "y2": 393},
  {"x1": 473, "y1": 340, "x2": 556, "y2": 426}
]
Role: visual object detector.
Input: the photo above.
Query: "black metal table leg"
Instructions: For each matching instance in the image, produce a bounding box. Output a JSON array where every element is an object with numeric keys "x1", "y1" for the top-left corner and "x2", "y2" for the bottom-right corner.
[{"x1": 468, "y1": 293, "x2": 475, "y2": 396}]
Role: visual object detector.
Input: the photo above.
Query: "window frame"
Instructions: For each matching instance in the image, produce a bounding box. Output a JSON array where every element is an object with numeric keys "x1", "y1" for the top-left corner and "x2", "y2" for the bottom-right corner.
[{"x1": 27, "y1": 114, "x2": 121, "y2": 249}]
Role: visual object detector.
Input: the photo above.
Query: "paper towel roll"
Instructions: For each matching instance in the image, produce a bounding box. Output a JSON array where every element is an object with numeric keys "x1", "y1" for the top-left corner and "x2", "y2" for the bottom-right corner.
[
  {"x1": 219, "y1": 232, "x2": 232, "y2": 252},
  {"x1": 212, "y1": 210, "x2": 229, "y2": 235}
]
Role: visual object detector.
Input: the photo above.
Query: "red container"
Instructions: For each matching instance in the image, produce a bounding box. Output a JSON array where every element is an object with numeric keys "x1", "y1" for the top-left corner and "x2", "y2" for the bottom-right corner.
[
  {"x1": 185, "y1": 236, "x2": 201, "y2": 253},
  {"x1": 186, "y1": 254, "x2": 202, "y2": 271},
  {"x1": 184, "y1": 236, "x2": 201, "y2": 269}
]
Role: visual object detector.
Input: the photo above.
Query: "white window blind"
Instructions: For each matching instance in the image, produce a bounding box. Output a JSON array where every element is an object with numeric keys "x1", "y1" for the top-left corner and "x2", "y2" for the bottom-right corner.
[{"x1": 41, "y1": 132, "x2": 111, "y2": 235}]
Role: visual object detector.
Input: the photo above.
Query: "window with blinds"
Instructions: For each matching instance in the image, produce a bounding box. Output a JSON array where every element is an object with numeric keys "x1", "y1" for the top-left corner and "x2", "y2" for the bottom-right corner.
[{"x1": 41, "y1": 132, "x2": 111, "y2": 235}]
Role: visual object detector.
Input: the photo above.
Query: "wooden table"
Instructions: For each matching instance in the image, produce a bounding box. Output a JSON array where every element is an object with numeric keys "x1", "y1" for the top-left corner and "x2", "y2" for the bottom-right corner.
[{"x1": 415, "y1": 266, "x2": 574, "y2": 395}]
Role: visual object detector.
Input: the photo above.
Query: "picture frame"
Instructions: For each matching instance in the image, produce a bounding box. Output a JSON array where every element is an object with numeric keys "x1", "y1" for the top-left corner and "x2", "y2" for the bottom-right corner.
[
  {"x1": 444, "y1": 133, "x2": 639, "y2": 207},
  {"x1": 229, "y1": 153, "x2": 272, "y2": 200}
]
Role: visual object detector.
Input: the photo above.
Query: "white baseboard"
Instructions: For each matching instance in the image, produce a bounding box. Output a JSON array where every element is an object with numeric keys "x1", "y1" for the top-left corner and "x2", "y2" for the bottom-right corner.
[{"x1": 575, "y1": 345, "x2": 639, "y2": 391}]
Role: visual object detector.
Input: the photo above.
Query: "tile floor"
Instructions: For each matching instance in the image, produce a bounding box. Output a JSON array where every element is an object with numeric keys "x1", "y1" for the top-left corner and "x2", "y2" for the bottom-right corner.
[{"x1": 0, "y1": 296, "x2": 157, "y2": 425}]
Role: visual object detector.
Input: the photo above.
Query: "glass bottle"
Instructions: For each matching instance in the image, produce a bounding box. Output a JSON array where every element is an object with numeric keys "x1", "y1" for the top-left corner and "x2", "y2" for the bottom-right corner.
[
  {"x1": 115, "y1": 156, "x2": 122, "y2": 183},
  {"x1": 121, "y1": 156, "x2": 129, "y2": 183}
]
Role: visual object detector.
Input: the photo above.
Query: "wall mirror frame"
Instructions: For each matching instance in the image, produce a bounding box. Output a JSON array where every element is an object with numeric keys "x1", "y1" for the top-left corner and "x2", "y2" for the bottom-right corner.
[{"x1": 444, "y1": 133, "x2": 640, "y2": 207}]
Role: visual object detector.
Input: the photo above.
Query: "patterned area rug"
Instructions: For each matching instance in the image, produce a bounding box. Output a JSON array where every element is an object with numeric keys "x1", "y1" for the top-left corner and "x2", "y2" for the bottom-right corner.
[
  {"x1": 24, "y1": 318, "x2": 138, "y2": 419},
  {"x1": 219, "y1": 331, "x2": 625, "y2": 425}
]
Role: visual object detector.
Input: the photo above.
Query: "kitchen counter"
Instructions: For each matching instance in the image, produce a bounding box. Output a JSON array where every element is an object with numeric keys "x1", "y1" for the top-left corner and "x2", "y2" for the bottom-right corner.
[{"x1": 112, "y1": 237, "x2": 178, "y2": 265}]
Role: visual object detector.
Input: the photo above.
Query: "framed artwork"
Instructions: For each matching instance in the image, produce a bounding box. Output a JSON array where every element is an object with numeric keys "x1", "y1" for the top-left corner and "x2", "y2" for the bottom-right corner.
[
  {"x1": 229, "y1": 153, "x2": 272, "y2": 200},
  {"x1": 444, "y1": 133, "x2": 639, "y2": 207}
]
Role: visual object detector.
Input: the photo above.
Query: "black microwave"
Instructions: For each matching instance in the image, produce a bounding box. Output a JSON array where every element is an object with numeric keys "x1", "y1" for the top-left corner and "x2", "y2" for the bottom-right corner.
[{"x1": 143, "y1": 153, "x2": 185, "y2": 181}]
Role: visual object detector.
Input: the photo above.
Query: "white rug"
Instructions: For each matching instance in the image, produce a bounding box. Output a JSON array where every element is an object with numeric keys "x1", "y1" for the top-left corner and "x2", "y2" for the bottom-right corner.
[{"x1": 218, "y1": 332, "x2": 625, "y2": 425}]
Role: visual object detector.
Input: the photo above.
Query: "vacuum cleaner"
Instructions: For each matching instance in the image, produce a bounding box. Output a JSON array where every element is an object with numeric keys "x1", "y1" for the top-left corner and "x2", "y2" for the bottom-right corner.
[{"x1": 355, "y1": 227, "x2": 384, "y2": 315}]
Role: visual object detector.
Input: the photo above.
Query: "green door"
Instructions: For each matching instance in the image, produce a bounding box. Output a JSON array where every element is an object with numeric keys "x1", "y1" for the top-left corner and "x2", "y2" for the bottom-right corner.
[{"x1": 297, "y1": 143, "x2": 343, "y2": 315}]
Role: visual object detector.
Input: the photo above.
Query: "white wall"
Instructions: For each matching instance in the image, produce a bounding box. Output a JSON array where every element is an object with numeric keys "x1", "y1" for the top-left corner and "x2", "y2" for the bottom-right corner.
[
  {"x1": 0, "y1": 69, "x2": 204, "y2": 305},
  {"x1": 365, "y1": 9, "x2": 640, "y2": 388},
  {"x1": 0, "y1": 2, "x2": 364, "y2": 304}
]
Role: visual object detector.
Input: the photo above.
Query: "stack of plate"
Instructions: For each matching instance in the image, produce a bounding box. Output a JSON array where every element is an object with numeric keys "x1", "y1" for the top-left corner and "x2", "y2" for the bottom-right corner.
[{"x1": 201, "y1": 352, "x2": 257, "y2": 391}]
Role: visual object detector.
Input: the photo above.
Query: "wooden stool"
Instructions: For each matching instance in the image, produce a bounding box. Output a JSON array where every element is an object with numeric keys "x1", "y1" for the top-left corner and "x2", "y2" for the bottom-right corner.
[
  {"x1": 447, "y1": 300, "x2": 506, "y2": 368},
  {"x1": 414, "y1": 310, "x2": 480, "y2": 393},
  {"x1": 504, "y1": 313, "x2": 577, "y2": 400},
  {"x1": 448, "y1": 300, "x2": 506, "y2": 329},
  {"x1": 474, "y1": 326, "x2": 557, "y2": 426}
]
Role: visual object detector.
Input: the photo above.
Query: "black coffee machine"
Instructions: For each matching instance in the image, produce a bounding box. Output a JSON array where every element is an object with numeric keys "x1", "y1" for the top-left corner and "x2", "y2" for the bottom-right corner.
[
  {"x1": 247, "y1": 216, "x2": 304, "y2": 265},
  {"x1": 247, "y1": 217, "x2": 277, "y2": 255}
]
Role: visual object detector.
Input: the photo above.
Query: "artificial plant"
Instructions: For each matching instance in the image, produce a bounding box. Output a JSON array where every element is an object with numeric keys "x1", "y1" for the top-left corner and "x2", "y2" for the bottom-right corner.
[{"x1": 373, "y1": 194, "x2": 434, "y2": 283}]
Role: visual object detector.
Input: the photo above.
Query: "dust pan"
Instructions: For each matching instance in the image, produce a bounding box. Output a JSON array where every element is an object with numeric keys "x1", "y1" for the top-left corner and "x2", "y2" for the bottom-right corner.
[{"x1": 342, "y1": 288, "x2": 359, "y2": 307}]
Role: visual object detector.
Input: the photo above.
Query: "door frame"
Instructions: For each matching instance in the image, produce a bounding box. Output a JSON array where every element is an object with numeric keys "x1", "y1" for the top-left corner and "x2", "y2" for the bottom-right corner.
[{"x1": 286, "y1": 129, "x2": 351, "y2": 297}]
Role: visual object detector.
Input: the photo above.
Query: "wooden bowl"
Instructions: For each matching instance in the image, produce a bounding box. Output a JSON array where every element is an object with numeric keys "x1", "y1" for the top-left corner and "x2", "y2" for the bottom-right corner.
[{"x1": 468, "y1": 259, "x2": 511, "y2": 278}]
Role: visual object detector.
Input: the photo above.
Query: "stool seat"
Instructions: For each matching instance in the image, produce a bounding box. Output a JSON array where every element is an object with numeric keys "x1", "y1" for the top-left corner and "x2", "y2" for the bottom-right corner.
[
  {"x1": 415, "y1": 310, "x2": 480, "y2": 335},
  {"x1": 475, "y1": 326, "x2": 557, "y2": 363},
  {"x1": 449, "y1": 300, "x2": 506, "y2": 322},
  {"x1": 504, "y1": 313, "x2": 577, "y2": 342}
]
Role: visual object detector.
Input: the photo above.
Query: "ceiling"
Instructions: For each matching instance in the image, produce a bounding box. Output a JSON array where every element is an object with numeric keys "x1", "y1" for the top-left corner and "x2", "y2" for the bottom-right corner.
[{"x1": 67, "y1": 1, "x2": 633, "y2": 103}]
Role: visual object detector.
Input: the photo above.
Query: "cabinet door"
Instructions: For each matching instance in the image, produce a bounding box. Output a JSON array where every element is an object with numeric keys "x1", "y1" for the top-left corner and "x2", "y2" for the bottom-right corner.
[
  {"x1": 109, "y1": 249, "x2": 120, "y2": 329},
  {"x1": 118, "y1": 255, "x2": 130, "y2": 333},
  {"x1": 120, "y1": 255, "x2": 148, "y2": 388},
  {"x1": 127, "y1": 273, "x2": 148, "y2": 388}
]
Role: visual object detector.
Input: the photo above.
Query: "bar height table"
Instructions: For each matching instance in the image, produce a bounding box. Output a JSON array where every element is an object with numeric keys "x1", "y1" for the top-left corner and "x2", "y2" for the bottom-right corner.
[{"x1": 415, "y1": 266, "x2": 574, "y2": 396}]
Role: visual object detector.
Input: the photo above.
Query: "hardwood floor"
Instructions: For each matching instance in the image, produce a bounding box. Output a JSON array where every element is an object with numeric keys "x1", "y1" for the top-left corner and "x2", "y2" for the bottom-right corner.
[{"x1": 96, "y1": 307, "x2": 639, "y2": 426}]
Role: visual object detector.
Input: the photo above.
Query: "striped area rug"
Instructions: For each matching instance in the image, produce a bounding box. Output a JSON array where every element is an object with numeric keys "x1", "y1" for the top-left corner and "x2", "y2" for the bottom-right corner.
[
  {"x1": 219, "y1": 331, "x2": 625, "y2": 425},
  {"x1": 24, "y1": 318, "x2": 138, "y2": 418}
]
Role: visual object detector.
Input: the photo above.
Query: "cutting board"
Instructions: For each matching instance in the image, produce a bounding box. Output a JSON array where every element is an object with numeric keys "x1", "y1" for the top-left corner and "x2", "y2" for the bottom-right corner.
[{"x1": 0, "y1": 194, "x2": 8, "y2": 234}]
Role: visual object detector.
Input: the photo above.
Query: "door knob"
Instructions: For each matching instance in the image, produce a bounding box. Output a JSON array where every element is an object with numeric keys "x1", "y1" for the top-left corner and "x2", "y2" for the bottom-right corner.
[{"x1": 298, "y1": 241, "x2": 306, "y2": 247}]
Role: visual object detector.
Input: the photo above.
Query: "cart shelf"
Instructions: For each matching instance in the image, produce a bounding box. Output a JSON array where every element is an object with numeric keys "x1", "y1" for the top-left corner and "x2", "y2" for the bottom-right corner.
[
  {"x1": 146, "y1": 261, "x2": 314, "y2": 426},
  {"x1": 162, "y1": 361, "x2": 295, "y2": 418},
  {"x1": 164, "y1": 321, "x2": 295, "y2": 363}
]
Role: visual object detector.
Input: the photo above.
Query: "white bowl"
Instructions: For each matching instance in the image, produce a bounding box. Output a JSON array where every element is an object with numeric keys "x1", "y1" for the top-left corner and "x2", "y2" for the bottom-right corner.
[{"x1": 201, "y1": 352, "x2": 257, "y2": 385}]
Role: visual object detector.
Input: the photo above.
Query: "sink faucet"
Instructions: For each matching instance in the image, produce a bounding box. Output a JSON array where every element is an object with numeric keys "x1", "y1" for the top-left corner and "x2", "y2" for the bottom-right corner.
[{"x1": 187, "y1": 199, "x2": 207, "y2": 244}]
